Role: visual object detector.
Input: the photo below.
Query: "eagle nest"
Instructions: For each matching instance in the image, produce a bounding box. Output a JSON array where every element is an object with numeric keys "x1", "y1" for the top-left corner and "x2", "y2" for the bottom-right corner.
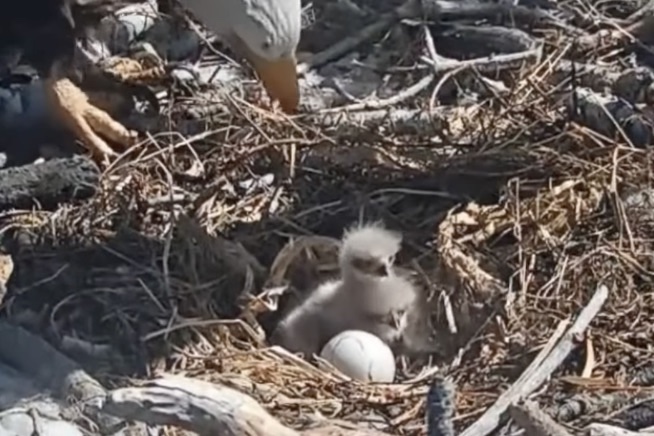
[{"x1": 2, "y1": 0, "x2": 654, "y2": 434}]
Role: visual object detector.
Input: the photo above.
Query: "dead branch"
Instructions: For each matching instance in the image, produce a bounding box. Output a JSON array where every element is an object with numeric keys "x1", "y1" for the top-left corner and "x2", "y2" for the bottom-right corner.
[
  {"x1": 427, "y1": 378, "x2": 456, "y2": 436},
  {"x1": 298, "y1": 0, "x2": 418, "y2": 74},
  {"x1": 567, "y1": 87, "x2": 653, "y2": 148},
  {"x1": 421, "y1": 46, "x2": 541, "y2": 76},
  {"x1": 425, "y1": 0, "x2": 583, "y2": 35},
  {"x1": 0, "y1": 156, "x2": 100, "y2": 211},
  {"x1": 102, "y1": 376, "x2": 394, "y2": 436},
  {"x1": 602, "y1": 395, "x2": 654, "y2": 431},
  {"x1": 508, "y1": 400, "x2": 574, "y2": 436},
  {"x1": 309, "y1": 108, "x2": 448, "y2": 137},
  {"x1": 553, "y1": 63, "x2": 654, "y2": 104},
  {"x1": 585, "y1": 423, "x2": 654, "y2": 436},
  {"x1": 576, "y1": 2, "x2": 654, "y2": 49},
  {"x1": 439, "y1": 25, "x2": 538, "y2": 53},
  {"x1": 459, "y1": 284, "x2": 609, "y2": 436},
  {"x1": 0, "y1": 321, "x2": 135, "y2": 434},
  {"x1": 103, "y1": 376, "x2": 299, "y2": 436},
  {"x1": 318, "y1": 74, "x2": 435, "y2": 113}
]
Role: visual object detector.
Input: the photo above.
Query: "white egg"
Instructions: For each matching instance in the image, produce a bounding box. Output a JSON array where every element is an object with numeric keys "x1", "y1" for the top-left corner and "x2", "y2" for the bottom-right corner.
[{"x1": 320, "y1": 330, "x2": 396, "y2": 383}]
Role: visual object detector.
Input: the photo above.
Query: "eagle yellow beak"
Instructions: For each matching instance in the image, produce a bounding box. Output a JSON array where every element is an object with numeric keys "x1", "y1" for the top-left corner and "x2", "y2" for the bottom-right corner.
[{"x1": 246, "y1": 52, "x2": 299, "y2": 114}]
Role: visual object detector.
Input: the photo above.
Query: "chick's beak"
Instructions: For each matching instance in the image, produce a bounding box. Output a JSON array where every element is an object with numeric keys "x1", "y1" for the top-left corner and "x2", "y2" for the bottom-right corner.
[{"x1": 248, "y1": 53, "x2": 299, "y2": 113}]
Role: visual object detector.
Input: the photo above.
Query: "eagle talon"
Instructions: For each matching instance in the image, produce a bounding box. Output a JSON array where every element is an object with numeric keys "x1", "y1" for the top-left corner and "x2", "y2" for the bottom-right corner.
[
  {"x1": 103, "y1": 57, "x2": 145, "y2": 77},
  {"x1": 4, "y1": 0, "x2": 301, "y2": 169},
  {"x1": 102, "y1": 56, "x2": 167, "y2": 85},
  {"x1": 44, "y1": 77, "x2": 137, "y2": 161}
]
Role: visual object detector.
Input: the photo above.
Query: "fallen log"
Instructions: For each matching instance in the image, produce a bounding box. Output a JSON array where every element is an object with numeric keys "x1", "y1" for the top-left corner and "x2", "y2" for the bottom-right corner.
[
  {"x1": 585, "y1": 423, "x2": 654, "y2": 436},
  {"x1": 0, "y1": 156, "x2": 100, "y2": 211},
  {"x1": 103, "y1": 375, "x2": 395, "y2": 436},
  {"x1": 0, "y1": 321, "x2": 142, "y2": 435},
  {"x1": 509, "y1": 400, "x2": 573, "y2": 436}
]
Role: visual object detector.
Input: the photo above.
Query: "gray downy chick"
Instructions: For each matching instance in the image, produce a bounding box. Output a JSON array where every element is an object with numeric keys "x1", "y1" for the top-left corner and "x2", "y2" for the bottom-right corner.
[{"x1": 270, "y1": 222, "x2": 419, "y2": 358}]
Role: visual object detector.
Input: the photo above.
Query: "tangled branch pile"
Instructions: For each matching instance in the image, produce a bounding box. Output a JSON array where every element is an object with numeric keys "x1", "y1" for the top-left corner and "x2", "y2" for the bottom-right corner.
[{"x1": 2, "y1": 0, "x2": 654, "y2": 434}]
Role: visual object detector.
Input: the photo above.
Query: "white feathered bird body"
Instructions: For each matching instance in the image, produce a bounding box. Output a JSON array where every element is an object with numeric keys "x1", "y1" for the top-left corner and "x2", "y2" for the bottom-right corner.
[{"x1": 271, "y1": 224, "x2": 422, "y2": 358}]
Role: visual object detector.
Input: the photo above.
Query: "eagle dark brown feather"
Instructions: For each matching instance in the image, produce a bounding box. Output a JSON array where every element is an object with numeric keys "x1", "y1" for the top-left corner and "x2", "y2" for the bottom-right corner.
[
  {"x1": 0, "y1": 0, "x2": 144, "y2": 160},
  {"x1": 0, "y1": 0, "x2": 141, "y2": 77}
]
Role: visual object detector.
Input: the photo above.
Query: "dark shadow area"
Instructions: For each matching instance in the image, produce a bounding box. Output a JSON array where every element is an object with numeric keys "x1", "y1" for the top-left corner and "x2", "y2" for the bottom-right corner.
[
  {"x1": 0, "y1": 203, "x2": 269, "y2": 432},
  {"x1": 0, "y1": 155, "x2": 99, "y2": 210},
  {"x1": 0, "y1": 116, "x2": 77, "y2": 169},
  {"x1": 0, "y1": 214, "x2": 265, "y2": 380}
]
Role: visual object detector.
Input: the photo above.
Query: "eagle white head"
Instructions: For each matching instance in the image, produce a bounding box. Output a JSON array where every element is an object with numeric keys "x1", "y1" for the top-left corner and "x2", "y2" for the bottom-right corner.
[{"x1": 181, "y1": 0, "x2": 301, "y2": 112}]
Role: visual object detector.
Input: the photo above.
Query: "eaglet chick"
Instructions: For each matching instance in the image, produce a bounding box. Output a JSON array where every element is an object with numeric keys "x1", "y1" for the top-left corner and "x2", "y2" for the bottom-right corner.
[{"x1": 270, "y1": 223, "x2": 420, "y2": 358}]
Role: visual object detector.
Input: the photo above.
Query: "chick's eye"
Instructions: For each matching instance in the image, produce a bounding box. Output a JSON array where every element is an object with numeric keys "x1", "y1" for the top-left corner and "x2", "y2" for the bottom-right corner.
[
  {"x1": 351, "y1": 258, "x2": 368, "y2": 271},
  {"x1": 374, "y1": 264, "x2": 387, "y2": 276},
  {"x1": 261, "y1": 39, "x2": 272, "y2": 51}
]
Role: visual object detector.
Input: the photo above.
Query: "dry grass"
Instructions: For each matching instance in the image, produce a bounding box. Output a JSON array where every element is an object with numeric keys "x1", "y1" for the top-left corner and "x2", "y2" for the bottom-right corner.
[{"x1": 2, "y1": 1, "x2": 654, "y2": 434}]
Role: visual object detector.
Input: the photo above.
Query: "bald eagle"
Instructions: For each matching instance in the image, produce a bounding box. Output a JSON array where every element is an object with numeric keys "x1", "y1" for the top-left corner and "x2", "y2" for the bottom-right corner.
[{"x1": 0, "y1": 0, "x2": 301, "y2": 160}]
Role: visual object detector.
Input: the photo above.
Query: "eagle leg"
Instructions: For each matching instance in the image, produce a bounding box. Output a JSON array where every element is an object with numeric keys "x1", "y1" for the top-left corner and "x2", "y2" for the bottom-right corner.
[
  {"x1": 102, "y1": 57, "x2": 167, "y2": 85},
  {"x1": 43, "y1": 76, "x2": 137, "y2": 160}
]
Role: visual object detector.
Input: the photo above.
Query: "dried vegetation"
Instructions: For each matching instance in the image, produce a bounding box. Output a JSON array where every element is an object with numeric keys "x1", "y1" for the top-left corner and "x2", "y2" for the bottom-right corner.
[{"x1": 3, "y1": 0, "x2": 654, "y2": 434}]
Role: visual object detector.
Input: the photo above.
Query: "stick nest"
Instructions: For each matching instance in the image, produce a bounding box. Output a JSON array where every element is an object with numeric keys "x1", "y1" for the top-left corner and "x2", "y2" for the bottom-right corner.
[{"x1": 3, "y1": 0, "x2": 654, "y2": 433}]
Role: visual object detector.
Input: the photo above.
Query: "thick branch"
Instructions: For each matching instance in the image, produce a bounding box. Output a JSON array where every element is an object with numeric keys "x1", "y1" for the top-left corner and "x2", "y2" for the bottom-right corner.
[
  {"x1": 0, "y1": 321, "x2": 129, "y2": 433},
  {"x1": 424, "y1": 0, "x2": 583, "y2": 34},
  {"x1": 427, "y1": 378, "x2": 455, "y2": 436},
  {"x1": 103, "y1": 376, "x2": 396, "y2": 436},
  {"x1": 508, "y1": 400, "x2": 573, "y2": 436},
  {"x1": 0, "y1": 156, "x2": 100, "y2": 211},
  {"x1": 566, "y1": 88, "x2": 652, "y2": 148},
  {"x1": 585, "y1": 423, "x2": 654, "y2": 436},
  {"x1": 103, "y1": 376, "x2": 299, "y2": 436}
]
